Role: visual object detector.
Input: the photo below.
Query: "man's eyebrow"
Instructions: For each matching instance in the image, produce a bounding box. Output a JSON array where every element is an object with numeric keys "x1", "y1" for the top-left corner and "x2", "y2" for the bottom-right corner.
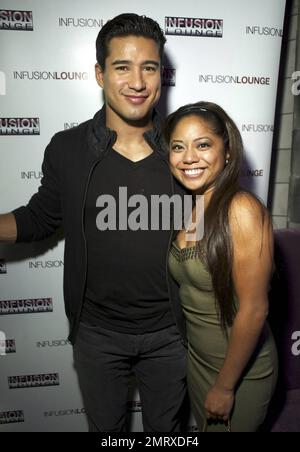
[
  {"x1": 142, "y1": 60, "x2": 160, "y2": 67},
  {"x1": 111, "y1": 60, "x2": 131, "y2": 66},
  {"x1": 111, "y1": 60, "x2": 160, "y2": 67}
]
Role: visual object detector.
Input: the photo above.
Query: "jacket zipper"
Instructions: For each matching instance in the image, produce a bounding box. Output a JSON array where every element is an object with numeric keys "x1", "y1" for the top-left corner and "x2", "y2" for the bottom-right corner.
[{"x1": 74, "y1": 156, "x2": 104, "y2": 336}]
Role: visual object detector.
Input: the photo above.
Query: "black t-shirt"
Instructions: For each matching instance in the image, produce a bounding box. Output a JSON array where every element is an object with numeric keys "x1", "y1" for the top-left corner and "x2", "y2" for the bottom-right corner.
[{"x1": 82, "y1": 148, "x2": 174, "y2": 333}]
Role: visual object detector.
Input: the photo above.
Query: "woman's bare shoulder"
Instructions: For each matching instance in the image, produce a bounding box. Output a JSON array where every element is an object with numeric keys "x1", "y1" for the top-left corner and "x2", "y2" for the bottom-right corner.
[{"x1": 228, "y1": 191, "x2": 269, "y2": 236}]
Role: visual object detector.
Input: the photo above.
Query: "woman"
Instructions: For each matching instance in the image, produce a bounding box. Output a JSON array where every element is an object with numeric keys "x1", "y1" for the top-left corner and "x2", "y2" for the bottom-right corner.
[{"x1": 165, "y1": 101, "x2": 278, "y2": 432}]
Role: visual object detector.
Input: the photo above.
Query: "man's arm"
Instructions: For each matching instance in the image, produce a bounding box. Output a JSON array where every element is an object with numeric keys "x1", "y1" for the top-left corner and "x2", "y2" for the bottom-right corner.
[
  {"x1": 4, "y1": 133, "x2": 63, "y2": 244},
  {"x1": 0, "y1": 213, "x2": 17, "y2": 243}
]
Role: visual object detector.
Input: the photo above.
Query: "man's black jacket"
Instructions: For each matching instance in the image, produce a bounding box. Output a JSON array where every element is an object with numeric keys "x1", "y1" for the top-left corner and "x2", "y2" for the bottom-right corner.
[{"x1": 13, "y1": 106, "x2": 187, "y2": 345}]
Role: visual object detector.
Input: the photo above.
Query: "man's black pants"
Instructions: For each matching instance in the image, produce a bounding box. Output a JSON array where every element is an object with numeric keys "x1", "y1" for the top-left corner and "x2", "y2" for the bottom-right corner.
[{"x1": 73, "y1": 322, "x2": 187, "y2": 432}]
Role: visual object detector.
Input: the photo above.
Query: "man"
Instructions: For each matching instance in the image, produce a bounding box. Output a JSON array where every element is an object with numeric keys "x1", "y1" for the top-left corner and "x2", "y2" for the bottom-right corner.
[{"x1": 0, "y1": 14, "x2": 187, "y2": 432}]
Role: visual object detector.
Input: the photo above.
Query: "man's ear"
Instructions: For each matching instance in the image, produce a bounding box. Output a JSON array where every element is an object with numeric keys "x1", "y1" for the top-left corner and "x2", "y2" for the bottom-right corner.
[{"x1": 95, "y1": 63, "x2": 104, "y2": 88}]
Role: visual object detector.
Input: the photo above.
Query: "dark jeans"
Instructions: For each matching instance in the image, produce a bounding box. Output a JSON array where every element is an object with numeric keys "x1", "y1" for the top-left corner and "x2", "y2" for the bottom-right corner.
[{"x1": 73, "y1": 322, "x2": 187, "y2": 432}]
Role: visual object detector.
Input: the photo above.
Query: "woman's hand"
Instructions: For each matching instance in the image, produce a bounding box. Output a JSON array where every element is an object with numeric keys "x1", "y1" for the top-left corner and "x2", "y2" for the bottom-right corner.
[{"x1": 204, "y1": 384, "x2": 234, "y2": 422}]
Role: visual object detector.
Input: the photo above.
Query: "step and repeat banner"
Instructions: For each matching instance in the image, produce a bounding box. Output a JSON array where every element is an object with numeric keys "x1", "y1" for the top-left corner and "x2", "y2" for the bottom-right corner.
[{"x1": 0, "y1": 0, "x2": 286, "y2": 432}]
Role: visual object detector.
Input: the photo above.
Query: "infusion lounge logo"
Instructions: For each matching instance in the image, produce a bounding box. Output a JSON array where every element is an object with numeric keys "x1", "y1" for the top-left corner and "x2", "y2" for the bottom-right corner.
[
  {"x1": 0, "y1": 259, "x2": 7, "y2": 274},
  {"x1": 241, "y1": 169, "x2": 264, "y2": 177},
  {"x1": 8, "y1": 373, "x2": 60, "y2": 389},
  {"x1": 0, "y1": 410, "x2": 24, "y2": 425},
  {"x1": 13, "y1": 71, "x2": 89, "y2": 81},
  {"x1": 162, "y1": 67, "x2": 176, "y2": 86},
  {"x1": 0, "y1": 339, "x2": 16, "y2": 354},
  {"x1": 37, "y1": 339, "x2": 70, "y2": 348},
  {"x1": 21, "y1": 171, "x2": 43, "y2": 180},
  {"x1": 58, "y1": 17, "x2": 104, "y2": 28},
  {"x1": 0, "y1": 330, "x2": 5, "y2": 355},
  {"x1": 242, "y1": 124, "x2": 274, "y2": 133},
  {"x1": 0, "y1": 10, "x2": 33, "y2": 31},
  {"x1": 0, "y1": 71, "x2": 6, "y2": 95},
  {"x1": 165, "y1": 17, "x2": 223, "y2": 37},
  {"x1": 199, "y1": 74, "x2": 271, "y2": 86},
  {"x1": 29, "y1": 260, "x2": 64, "y2": 269},
  {"x1": 0, "y1": 118, "x2": 40, "y2": 135},
  {"x1": 44, "y1": 408, "x2": 85, "y2": 417},
  {"x1": 0, "y1": 298, "x2": 53, "y2": 315},
  {"x1": 246, "y1": 26, "x2": 283, "y2": 37}
]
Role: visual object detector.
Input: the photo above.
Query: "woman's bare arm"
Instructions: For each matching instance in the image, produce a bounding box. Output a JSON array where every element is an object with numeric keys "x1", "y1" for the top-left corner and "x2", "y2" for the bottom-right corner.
[{"x1": 0, "y1": 213, "x2": 17, "y2": 243}]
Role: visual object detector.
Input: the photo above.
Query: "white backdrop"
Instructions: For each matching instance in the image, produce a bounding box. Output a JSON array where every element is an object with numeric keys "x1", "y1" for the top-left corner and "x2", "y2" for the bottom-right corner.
[{"x1": 0, "y1": 0, "x2": 286, "y2": 432}]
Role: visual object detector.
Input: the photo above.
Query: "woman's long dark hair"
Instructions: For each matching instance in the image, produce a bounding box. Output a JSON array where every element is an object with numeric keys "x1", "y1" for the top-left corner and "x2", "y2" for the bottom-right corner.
[{"x1": 164, "y1": 101, "x2": 263, "y2": 333}]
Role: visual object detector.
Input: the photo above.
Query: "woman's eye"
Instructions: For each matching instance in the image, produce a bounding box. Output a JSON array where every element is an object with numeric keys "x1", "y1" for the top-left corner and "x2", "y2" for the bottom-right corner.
[
  {"x1": 171, "y1": 145, "x2": 183, "y2": 152},
  {"x1": 198, "y1": 143, "x2": 209, "y2": 149}
]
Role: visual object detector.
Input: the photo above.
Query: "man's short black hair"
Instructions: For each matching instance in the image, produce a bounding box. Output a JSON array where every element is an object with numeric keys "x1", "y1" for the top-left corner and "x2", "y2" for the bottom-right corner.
[{"x1": 96, "y1": 13, "x2": 166, "y2": 69}]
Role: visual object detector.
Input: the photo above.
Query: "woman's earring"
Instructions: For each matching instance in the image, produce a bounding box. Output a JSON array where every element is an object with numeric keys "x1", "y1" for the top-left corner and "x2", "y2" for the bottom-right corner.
[{"x1": 225, "y1": 159, "x2": 229, "y2": 165}]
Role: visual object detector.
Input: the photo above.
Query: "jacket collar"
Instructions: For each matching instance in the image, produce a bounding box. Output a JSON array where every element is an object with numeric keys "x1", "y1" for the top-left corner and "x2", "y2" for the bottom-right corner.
[{"x1": 88, "y1": 105, "x2": 166, "y2": 160}]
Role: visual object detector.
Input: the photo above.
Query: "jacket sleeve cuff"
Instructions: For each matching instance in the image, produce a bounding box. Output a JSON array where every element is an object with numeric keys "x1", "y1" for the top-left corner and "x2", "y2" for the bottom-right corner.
[{"x1": 12, "y1": 206, "x2": 35, "y2": 243}]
